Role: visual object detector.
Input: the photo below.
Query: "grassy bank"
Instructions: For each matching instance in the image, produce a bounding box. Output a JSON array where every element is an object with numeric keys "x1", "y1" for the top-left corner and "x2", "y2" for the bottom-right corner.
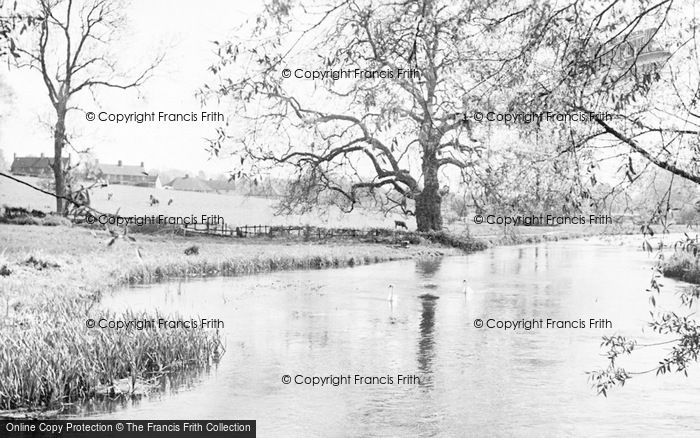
[
  {"x1": 0, "y1": 224, "x2": 461, "y2": 414},
  {"x1": 465, "y1": 221, "x2": 652, "y2": 246}
]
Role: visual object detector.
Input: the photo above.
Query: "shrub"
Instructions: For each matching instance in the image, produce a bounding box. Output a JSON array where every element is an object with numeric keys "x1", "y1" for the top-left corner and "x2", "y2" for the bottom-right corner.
[
  {"x1": 42, "y1": 215, "x2": 72, "y2": 227},
  {"x1": 24, "y1": 254, "x2": 61, "y2": 270},
  {"x1": 663, "y1": 253, "x2": 700, "y2": 284},
  {"x1": 422, "y1": 230, "x2": 488, "y2": 252}
]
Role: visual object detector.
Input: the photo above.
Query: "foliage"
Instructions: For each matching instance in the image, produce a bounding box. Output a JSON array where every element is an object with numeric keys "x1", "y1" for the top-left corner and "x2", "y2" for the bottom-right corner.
[
  {"x1": 0, "y1": 0, "x2": 39, "y2": 59},
  {"x1": 184, "y1": 245, "x2": 200, "y2": 256},
  {"x1": 515, "y1": 0, "x2": 699, "y2": 191},
  {"x1": 201, "y1": 0, "x2": 570, "y2": 230},
  {"x1": 589, "y1": 233, "x2": 700, "y2": 395},
  {"x1": 663, "y1": 234, "x2": 700, "y2": 284},
  {"x1": 421, "y1": 230, "x2": 488, "y2": 253}
]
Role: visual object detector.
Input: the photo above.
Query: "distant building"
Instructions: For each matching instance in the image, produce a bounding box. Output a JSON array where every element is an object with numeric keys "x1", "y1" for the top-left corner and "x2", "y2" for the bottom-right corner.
[
  {"x1": 207, "y1": 178, "x2": 238, "y2": 193},
  {"x1": 10, "y1": 153, "x2": 70, "y2": 177},
  {"x1": 166, "y1": 175, "x2": 212, "y2": 192},
  {"x1": 97, "y1": 160, "x2": 160, "y2": 188}
]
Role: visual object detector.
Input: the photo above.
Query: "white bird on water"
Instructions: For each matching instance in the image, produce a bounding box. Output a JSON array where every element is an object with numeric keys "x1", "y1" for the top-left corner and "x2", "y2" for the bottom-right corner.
[
  {"x1": 462, "y1": 280, "x2": 474, "y2": 297},
  {"x1": 387, "y1": 284, "x2": 398, "y2": 304}
]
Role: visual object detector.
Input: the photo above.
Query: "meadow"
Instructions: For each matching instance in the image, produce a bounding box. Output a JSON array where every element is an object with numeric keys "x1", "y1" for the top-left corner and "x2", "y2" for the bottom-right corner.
[
  {"x1": 0, "y1": 174, "x2": 641, "y2": 242},
  {"x1": 0, "y1": 175, "x2": 404, "y2": 229}
]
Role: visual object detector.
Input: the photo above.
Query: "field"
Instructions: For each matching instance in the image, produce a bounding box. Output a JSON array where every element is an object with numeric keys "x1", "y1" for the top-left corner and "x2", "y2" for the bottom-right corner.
[
  {"x1": 0, "y1": 175, "x2": 406, "y2": 229},
  {"x1": 0, "y1": 175, "x2": 651, "y2": 241}
]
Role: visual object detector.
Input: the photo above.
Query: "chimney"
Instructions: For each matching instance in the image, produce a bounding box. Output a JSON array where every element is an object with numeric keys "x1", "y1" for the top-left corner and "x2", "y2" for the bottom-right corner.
[
  {"x1": 184, "y1": 174, "x2": 189, "y2": 179},
  {"x1": 118, "y1": 160, "x2": 122, "y2": 166},
  {"x1": 40, "y1": 153, "x2": 44, "y2": 158},
  {"x1": 140, "y1": 161, "x2": 144, "y2": 168}
]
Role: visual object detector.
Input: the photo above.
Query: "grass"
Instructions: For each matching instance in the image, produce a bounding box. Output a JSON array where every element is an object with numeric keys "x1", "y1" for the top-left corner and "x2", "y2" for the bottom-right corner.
[
  {"x1": 0, "y1": 223, "x2": 460, "y2": 413},
  {"x1": 0, "y1": 175, "x2": 411, "y2": 229},
  {"x1": 0, "y1": 308, "x2": 222, "y2": 411}
]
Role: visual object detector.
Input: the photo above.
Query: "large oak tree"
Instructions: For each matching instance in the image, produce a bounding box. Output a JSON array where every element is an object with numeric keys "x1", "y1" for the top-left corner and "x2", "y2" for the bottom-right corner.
[{"x1": 203, "y1": 0, "x2": 542, "y2": 231}]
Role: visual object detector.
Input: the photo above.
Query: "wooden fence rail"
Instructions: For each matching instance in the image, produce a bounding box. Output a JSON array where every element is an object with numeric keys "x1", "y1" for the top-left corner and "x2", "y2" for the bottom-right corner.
[
  {"x1": 65, "y1": 210, "x2": 409, "y2": 241},
  {"x1": 183, "y1": 222, "x2": 409, "y2": 240}
]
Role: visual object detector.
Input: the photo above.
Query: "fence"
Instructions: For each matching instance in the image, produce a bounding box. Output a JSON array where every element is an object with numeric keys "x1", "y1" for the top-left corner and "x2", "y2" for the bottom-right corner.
[
  {"x1": 64, "y1": 209, "x2": 410, "y2": 241},
  {"x1": 183, "y1": 222, "x2": 412, "y2": 241}
]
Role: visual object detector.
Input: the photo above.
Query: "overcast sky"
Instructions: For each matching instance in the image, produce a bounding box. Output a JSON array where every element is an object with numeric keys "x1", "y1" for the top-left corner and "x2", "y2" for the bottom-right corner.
[{"x1": 1, "y1": 0, "x2": 261, "y2": 176}]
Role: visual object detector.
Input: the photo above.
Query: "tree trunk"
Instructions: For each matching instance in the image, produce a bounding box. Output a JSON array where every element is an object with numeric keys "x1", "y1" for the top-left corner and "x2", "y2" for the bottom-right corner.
[
  {"x1": 53, "y1": 106, "x2": 66, "y2": 215},
  {"x1": 415, "y1": 154, "x2": 442, "y2": 232}
]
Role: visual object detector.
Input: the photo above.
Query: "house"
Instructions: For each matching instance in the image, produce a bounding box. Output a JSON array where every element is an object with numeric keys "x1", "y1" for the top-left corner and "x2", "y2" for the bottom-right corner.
[
  {"x1": 207, "y1": 178, "x2": 238, "y2": 193},
  {"x1": 97, "y1": 160, "x2": 160, "y2": 188},
  {"x1": 10, "y1": 153, "x2": 70, "y2": 177},
  {"x1": 166, "y1": 175, "x2": 212, "y2": 192}
]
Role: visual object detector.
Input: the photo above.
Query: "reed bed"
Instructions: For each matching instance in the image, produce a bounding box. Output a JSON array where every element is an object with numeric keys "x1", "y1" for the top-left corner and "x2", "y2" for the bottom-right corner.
[
  {"x1": 124, "y1": 250, "x2": 404, "y2": 284},
  {"x1": 0, "y1": 307, "x2": 221, "y2": 410}
]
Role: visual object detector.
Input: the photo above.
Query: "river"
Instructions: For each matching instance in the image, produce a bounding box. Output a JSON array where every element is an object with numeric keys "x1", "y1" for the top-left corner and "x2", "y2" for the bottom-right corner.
[{"x1": 94, "y1": 237, "x2": 699, "y2": 437}]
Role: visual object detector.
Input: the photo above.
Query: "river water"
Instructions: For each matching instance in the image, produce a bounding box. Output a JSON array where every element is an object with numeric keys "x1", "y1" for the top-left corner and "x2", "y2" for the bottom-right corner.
[{"x1": 95, "y1": 237, "x2": 699, "y2": 437}]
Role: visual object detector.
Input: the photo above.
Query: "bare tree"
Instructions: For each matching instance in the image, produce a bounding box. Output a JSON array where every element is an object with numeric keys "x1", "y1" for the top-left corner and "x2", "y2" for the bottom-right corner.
[{"x1": 13, "y1": 0, "x2": 161, "y2": 214}]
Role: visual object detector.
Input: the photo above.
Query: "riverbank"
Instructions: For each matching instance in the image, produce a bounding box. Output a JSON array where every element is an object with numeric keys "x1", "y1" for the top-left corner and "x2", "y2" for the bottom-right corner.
[
  {"x1": 0, "y1": 221, "x2": 687, "y2": 415},
  {"x1": 0, "y1": 223, "x2": 462, "y2": 415}
]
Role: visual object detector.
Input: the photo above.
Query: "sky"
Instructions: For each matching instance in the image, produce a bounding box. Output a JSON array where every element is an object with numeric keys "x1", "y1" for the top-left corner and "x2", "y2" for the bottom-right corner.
[{"x1": 0, "y1": 0, "x2": 261, "y2": 176}]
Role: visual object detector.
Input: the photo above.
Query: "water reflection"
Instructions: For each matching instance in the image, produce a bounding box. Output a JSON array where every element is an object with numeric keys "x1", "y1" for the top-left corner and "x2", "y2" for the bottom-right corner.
[
  {"x1": 417, "y1": 295, "x2": 437, "y2": 384},
  {"x1": 95, "y1": 240, "x2": 700, "y2": 436},
  {"x1": 415, "y1": 257, "x2": 443, "y2": 277},
  {"x1": 62, "y1": 369, "x2": 209, "y2": 417}
]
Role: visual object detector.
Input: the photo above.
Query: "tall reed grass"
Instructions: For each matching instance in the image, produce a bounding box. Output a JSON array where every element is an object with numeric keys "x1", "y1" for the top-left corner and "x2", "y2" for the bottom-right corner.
[{"x1": 0, "y1": 297, "x2": 222, "y2": 410}]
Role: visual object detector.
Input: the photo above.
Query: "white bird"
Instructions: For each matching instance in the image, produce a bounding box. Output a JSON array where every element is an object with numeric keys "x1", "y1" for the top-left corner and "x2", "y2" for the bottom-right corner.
[
  {"x1": 387, "y1": 284, "x2": 398, "y2": 304},
  {"x1": 462, "y1": 280, "x2": 474, "y2": 296}
]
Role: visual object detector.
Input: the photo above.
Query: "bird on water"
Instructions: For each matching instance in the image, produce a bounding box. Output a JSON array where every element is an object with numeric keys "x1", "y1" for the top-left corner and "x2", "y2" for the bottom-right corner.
[
  {"x1": 387, "y1": 284, "x2": 398, "y2": 303},
  {"x1": 462, "y1": 279, "x2": 474, "y2": 296}
]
